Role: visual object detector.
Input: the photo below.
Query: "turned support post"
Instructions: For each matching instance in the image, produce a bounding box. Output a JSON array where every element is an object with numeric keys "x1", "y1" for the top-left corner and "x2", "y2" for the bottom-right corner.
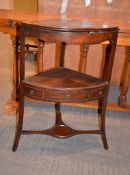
[
  {"x1": 78, "y1": 43, "x2": 89, "y2": 73},
  {"x1": 118, "y1": 46, "x2": 130, "y2": 107}
]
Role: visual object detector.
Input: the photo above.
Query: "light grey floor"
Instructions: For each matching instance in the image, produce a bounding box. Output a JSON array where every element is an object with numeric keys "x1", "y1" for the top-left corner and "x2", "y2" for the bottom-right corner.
[{"x1": 0, "y1": 33, "x2": 130, "y2": 175}]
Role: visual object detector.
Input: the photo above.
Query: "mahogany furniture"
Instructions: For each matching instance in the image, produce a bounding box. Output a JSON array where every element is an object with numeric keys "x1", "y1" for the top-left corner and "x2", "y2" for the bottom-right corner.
[
  {"x1": 0, "y1": 9, "x2": 130, "y2": 112},
  {"x1": 12, "y1": 20, "x2": 118, "y2": 151},
  {"x1": 38, "y1": 0, "x2": 130, "y2": 109}
]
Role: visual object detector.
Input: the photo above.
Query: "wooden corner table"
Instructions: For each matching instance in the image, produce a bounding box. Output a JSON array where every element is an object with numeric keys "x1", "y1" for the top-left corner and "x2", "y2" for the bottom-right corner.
[{"x1": 1, "y1": 9, "x2": 130, "y2": 114}]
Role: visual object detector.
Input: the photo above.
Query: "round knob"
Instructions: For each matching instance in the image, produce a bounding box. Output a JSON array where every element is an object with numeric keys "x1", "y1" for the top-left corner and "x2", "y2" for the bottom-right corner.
[
  {"x1": 66, "y1": 94, "x2": 71, "y2": 98},
  {"x1": 30, "y1": 89, "x2": 34, "y2": 95},
  {"x1": 99, "y1": 90, "x2": 102, "y2": 95}
]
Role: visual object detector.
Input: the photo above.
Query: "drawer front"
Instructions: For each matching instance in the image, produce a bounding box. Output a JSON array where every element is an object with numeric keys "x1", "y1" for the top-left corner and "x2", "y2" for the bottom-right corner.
[
  {"x1": 45, "y1": 89, "x2": 89, "y2": 102},
  {"x1": 23, "y1": 85, "x2": 44, "y2": 100},
  {"x1": 90, "y1": 87, "x2": 108, "y2": 100}
]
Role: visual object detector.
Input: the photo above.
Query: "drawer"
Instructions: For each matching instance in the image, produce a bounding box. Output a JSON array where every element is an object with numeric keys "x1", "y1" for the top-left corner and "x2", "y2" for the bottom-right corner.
[
  {"x1": 23, "y1": 85, "x2": 44, "y2": 100},
  {"x1": 45, "y1": 89, "x2": 89, "y2": 102},
  {"x1": 90, "y1": 87, "x2": 108, "y2": 100}
]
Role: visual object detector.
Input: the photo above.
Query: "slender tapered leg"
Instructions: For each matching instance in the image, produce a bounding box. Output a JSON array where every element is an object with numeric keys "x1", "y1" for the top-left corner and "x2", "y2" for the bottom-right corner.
[
  {"x1": 118, "y1": 46, "x2": 130, "y2": 107},
  {"x1": 12, "y1": 89, "x2": 24, "y2": 152},
  {"x1": 98, "y1": 97, "x2": 108, "y2": 150}
]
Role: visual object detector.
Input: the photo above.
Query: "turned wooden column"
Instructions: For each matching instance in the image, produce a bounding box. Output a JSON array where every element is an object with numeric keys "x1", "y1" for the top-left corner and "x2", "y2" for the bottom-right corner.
[
  {"x1": 118, "y1": 46, "x2": 130, "y2": 107},
  {"x1": 5, "y1": 35, "x2": 19, "y2": 114},
  {"x1": 37, "y1": 40, "x2": 45, "y2": 72},
  {"x1": 78, "y1": 43, "x2": 89, "y2": 73}
]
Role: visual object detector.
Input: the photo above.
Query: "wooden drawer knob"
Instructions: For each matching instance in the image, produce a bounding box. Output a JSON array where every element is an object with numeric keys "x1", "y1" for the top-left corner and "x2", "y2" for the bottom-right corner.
[
  {"x1": 29, "y1": 89, "x2": 34, "y2": 95},
  {"x1": 66, "y1": 94, "x2": 71, "y2": 98},
  {"x1": 99, "y1": 90, "x2": 102, "y2": 95}
]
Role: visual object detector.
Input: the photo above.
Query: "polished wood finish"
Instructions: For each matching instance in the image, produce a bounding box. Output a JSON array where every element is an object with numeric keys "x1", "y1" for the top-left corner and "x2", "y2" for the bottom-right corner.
[
  {"x1": 12, "y1": 20, "x2": 118, "y2": 151},
  {"x1": 0, "y1": 8, "x2": 130, "y2": 113},
  {"x1": 13, "y1": 0, "x2": 38, "y2": 12},
  {"x1": 38, "y1": 0, "x2": 130, "y2": 108},
  {"x1": 118, "y1": 46, "x2": 130, "y2": 107}
]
